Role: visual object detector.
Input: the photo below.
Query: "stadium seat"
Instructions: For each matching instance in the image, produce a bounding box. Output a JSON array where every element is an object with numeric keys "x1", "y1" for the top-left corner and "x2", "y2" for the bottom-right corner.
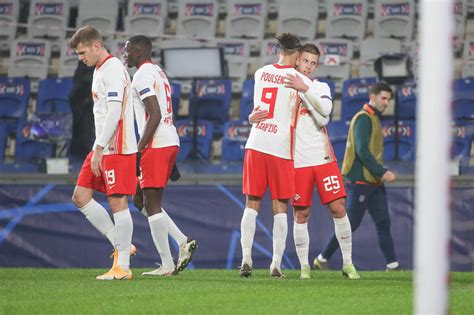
[
  {"x1": 176, "y1": 0, "x2": 218, "y2": 39},
  {"x1": 14, "y1": 122, "x2": 54, "y2": 163},
  {"x1": 124, "y1": 0, "x2": 167, "y2": 39},
  {"x1": 0, "y1": 0, "x2": 19, "y2": 51},
  {"x1": 189, "y1": 79, "x2": 232, "y2": 136},
  {"x1": 76, "y1": 0, "x2": 118, "y2": 39},
  {"x1": 0, "y1": 77, "x2": 30, "y2": 133},
  {"x1": 36, "y1": 78, "x2": 73, "y2": 113},
  {"x1": 461, "y1": 39, "x2": 474, "y2": 78},
  {"x1": 341, "y1": 77, "x2": 377, "y2": 121},
  {"x1": 452, "y1": 121, "x2": 473, "y2": 161},
  {"x1": 239, "y1": 79, "x2": 254, "y2": 121},
  {"x1": 315, "y1": 38, "x2": 353, "y2": 91},
  {"x1": 396, "y1": 82, "x2": 417, "y2": 119},
  {"x1": 27, "y1": 0, "x2": 69, "y2": 48},
  {"x1": 382, "y1": 119, "x2": 415, "y2": 161},
  {"x1": 276, "y1": 0, "x2": 319, "y2": 40},
  {"x1": 359, "y1": 38, "x2": 402, "y2": 78},
  {"x1": 453, "y1": 78, "x2": 474, "y2": 120},
  {"x1": 175, "y1": 119, "x2": 214, "y2": 160},
  {"x1": 373, "y1": 0, "x2": 415, "y2": 41},
  {"x1": 325, "y1": 0, "x2": 368, "y2": 41},
  {"x1": 454, "y1": 0, "x2": 467, "y2": 52},
  {"x1": 326, "y1": 119, "x2": 350, "y2": 161},
  {"x1": 0, "y1": 120, "x2": 8, "y2": 162},
  {"x1": 9, "y1": 38, "x2": 51, "y2": 92},
  {"x1": 171, "y1": 80, "x2": 181, "y2": 119},
  {"x1": 259, "y1": 39, "x2": 278, "y2": 66},
  {"x1": 207, "y1": 39, "x2": 250, "y2": 91},
  {"x1": 221, "y1": 120, "x2": 251, "y2": 161},
  {"x1": 58, "y1": 40, "x2": 78, "y2": 78},
  {"x1": 225, "y1": 0, "x2": 267, "y2": 39}
]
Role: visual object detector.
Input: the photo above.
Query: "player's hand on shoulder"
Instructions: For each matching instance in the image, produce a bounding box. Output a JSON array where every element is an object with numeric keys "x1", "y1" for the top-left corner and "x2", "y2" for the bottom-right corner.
[
  {"x1": 284, "y1": 73, "x2": 308, "y2": 92},
  {"x1": 249, "y1": 107, "x2": 268, "y2": 124},
  {"x1": 382, "y1": 170, "x2": 397, "y2": 183}
]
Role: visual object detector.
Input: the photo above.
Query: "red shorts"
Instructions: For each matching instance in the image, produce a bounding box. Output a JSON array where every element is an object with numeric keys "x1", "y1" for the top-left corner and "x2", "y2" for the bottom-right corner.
[
  {"x1": 242, "y1": 149, "x2": 295, "y2": 200},
  {"x1": 76, "y1": 151, "x2": 137, "y2": 196},
  {"x1": 139, "y1": 146, "x2": 179, "y2": 189},
  {"x1": 292, "y1": 161, "x2": 346, "y2": 206}
]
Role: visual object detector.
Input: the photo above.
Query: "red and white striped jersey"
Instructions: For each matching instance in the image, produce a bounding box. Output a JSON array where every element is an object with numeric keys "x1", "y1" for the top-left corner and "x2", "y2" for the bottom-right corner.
[
  {"x1": 245, "y1": 64, "x2": 312, "y2": 159},
  {"x1": 91, "y1": 55, "x2": 137, "y2": 155},
  {"x1": 294, "y1": 80, "x2": 336, "y2": 168},
  {"x1": 132, "y1": 62, "x2": 179, "y2": 149}
]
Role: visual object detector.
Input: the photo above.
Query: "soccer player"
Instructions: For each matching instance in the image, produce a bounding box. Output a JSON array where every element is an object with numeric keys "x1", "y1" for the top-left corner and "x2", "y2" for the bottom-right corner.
[
  {"x1": 124, "y1": 35, "x2": 197, "y2": 276},
  {"x1": 250, "y1": 44, "x2": 360, "y2": 280},
  {"x1": 315, "y1": 82, "x2": 400, "y2": 272},
  {"x1": 240, "y1": 32, "x2": 313, "y2": 278},
  {"x1": 69, "y1": 26, "x2": 137, "y2": 280}
]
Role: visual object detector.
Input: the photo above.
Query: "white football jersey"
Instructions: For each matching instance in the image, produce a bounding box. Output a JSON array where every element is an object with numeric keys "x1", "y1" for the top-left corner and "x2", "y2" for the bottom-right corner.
[
  {"x1": 294, "y1": 80, "x2": 336, "y2": 168},
  {"x1": 245, "y1": 64, "x2": 312, "y2": 159},
  {"x1": 91, "y1": 55, "x2": 137, "y2": 155},
  {"x1": 132, "y1": 62, "x2": 179, "y2": 149}
]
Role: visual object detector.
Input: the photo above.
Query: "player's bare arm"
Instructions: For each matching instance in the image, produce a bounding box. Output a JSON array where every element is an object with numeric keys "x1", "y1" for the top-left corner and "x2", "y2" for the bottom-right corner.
[{"x1": 137, "y1": 96, "x2": 162, "y2": 152}]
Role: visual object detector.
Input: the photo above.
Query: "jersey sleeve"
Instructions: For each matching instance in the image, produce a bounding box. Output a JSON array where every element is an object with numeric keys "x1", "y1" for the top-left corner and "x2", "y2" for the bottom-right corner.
[
  {"x1": 103, "y1": 63, "x2": 127, "y2": 103},
  {"x1": 133, "y1": 68, "x2": 157, "y2": 101}
]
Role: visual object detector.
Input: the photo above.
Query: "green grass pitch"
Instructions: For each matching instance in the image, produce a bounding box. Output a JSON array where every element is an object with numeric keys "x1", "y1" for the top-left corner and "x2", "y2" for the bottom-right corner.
[{"x1": 0, "y1": 269, "x2": 472, "y2": 314}]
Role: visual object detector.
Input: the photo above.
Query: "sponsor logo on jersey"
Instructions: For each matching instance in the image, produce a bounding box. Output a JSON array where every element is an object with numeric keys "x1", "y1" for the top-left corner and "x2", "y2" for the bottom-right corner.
[
  {"x1": 139, "y1": 88, "x2": 151, "y2": 96},
  {"x1": 108, "y1": 92, "x2": 118, "y2": 97}
]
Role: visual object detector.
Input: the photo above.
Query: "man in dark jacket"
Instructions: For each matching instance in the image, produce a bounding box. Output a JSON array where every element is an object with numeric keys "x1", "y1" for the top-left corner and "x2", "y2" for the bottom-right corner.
[{"x1": 314, "y1": 82, "x2": 400, "y2": 272}]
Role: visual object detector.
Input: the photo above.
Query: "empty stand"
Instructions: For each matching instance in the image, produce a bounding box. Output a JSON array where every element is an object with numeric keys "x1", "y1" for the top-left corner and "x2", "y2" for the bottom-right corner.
[
  {"x1": 396, "y1": 82, "x2": 417, "y2": 119},
  {"x1": 8, "y1": 38, "x2": 51, "y2": 92},
  {"x1": 462, "y1": 39, "x2": 474, "y2": 78},
  {"x1": 325, "y1": 0, "x2": 368, "y2": 41},
  {"x1": 315, "y1": 37, "x2": 353, "y2": 91},
  {"x1": 36, "y1": 78, "x2": 73, "y2": 113},
  {"x1": 0, "y1": 120, "x2": 7, "y2": 162},
  {"x1": 175, "y1": 119, "x2": 214, "y2": 160},
  {"x1": 0, "y1": 0, "x2": 19, "y2": 51},
  {"x1": 176, "y1": 0, "x2": 218, "y2": 39},
  {"x1": 0, "y1": 77, "x2": 30, "y2": 133},
  {"x1": 27, "y1": 0, "x2": 69, "y2": 42},
  {"x1": 359, "y1": 37, "x2": 402, "y2": 78},
  {"x1": 276, "y1": 0, "x2": 319, "y2": 40},
  {"x1": 76, "y1": 0, "x2": 118, "y2": 38},
  {"x1": 225, "y1": 0, "x2": 267, "y2": 39},
  {"x1": 124, "y1": 0, "x2": 167, "y2": 39},
  {"x1": 221, "y1": 120, "x2": 251, "y2": 161},
  {"x1": 340, "y1": 77, "x2": 377, "y2": 121},
  {"x1": 259, "y1": 39, "x2": 278, "y2": 66},
  {"x1": 453, "y1": 78, "x2": 474, "y2": 120},
  {"x1": 239, "y1": 79, "x2": 254, "y2": 121},
  {"x1": 373, "y1": 0, "x2": 415, "y2": 41},
  {"x1": 58, "y1": 40, "x2": 78, "y2": 78},
  {"x1": 382, "y1": 120, "x2": 415, "y2": 161},
  {"x1": 326, "y1": 119, "x2": 350, "y2": 161},
  {"x1": 452, "y1": 121, "x2": 473, "y2": 161}
]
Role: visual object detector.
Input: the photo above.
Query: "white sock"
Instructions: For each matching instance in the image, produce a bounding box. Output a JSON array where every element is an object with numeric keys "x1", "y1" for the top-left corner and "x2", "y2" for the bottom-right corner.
[
  {"x1": 79, "y1": 199, "x2": 115, "y2": 247},
  {"x1": 113, "y1": 209, "x2": 133, "y2": 271},
  {"x1": 272, "y1": 213, "x2": 288, "y2": 270},
  {"x1": 293, "y1": 222, "x2": 309, "y2": 268},
  {"x1": 162, "y1": 208, "x2": 187, "y2": 246},
  {"x1": 240, "y1": 208, "x2": 258, "y2": 265},
  {"x1": 334, "y1": 215, "x2": 352, "y2": 265},
  {"x1": 149, "y1": 212, "x2": 175, "y2": 270}
]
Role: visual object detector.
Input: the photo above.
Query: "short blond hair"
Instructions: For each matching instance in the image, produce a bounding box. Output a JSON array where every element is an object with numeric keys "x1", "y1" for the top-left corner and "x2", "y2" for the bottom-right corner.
[{"x1": 68, "y1": 26, "x2": 102, "y2": 49}]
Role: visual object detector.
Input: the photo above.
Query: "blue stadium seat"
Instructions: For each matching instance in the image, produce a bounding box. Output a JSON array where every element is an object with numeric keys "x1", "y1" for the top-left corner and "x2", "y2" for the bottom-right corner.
[
  {"x1": 36, "y1": 78, "x2": 73, "y2": 113},
  {"x1": 189, "y1": 79, "x2": 232, "y2": 136},
  {"x1": 341, "y1": 77, "x2": 377, "y2": 121},
  {"x1": 0, "y1": 77, "x2": 30, "y2": 133},
  {"x1": 453, "y1": 78, "x2": 474, "y2": 120},
  {"x1": 222, "y1": 120, "x2": 251, "y2": 161},
  {"x1": 239, "y1": 79, "x2": 254, "y2": 121},
  {"x1": 452, "y1": 121, "x2": 473, "y2": 161},
  {"x1": 175, "y1": 119, "x2": 214, "y2": 161},
  {"x1": 396, "y1": 82, "x2": 417, "y2": 119},
  {"x1": 326, "y1": 120, "x2": 350, "y2": 161},
  {"x1": 382, "y1": 120, "x2": 415, "y2": 161},
  {"x1": 14, "y1": 122, "x2": 54, "y2": 163},
  {"x1": 171, "y1": 80, "x2": 181, "y2": 119},
  {"x1": 0, "y1": 121, "x2": 8, "y2": 162}
]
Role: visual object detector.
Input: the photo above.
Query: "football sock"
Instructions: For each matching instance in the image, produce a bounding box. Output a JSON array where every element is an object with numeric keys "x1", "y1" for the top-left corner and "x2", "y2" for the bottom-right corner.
[
  {"x1": 334, "y1": 215, "x2": 352, "y2": 265},
  {"x1": 149, "y1": 212, "x2": 175, "y2": 270},
  {"x1": 293, "y1": 222, "x2": 310, "y2": 268},
  {"x1": 162, "y1": 208, "x2": 187, "y2": 246},
  {"x1": 113, "y1": 209, "x2": 133, "y2": 271},
  {"x1": 272, "y1": 213, "x2": 288, "y2": 270},
  {"x1": 240, "y1": 208, "x2": 258, "y2": 265},
  {"x1": 79, "y1": 199, "x2": 115, "y2": 247}
]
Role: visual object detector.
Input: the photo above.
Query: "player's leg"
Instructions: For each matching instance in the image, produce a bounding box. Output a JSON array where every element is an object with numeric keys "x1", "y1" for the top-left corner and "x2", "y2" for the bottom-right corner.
[
  {"x1": 367, "y1": 185, "x2": 400, "y2": 271},
  {"x1": 240, "y1": 150, "x2": 267, "y2": 277},
  {"x1": 292, "y1": 166, "x2": 315, "y2": 279},
  {"x1": 73, "y1": 152, "x2": 115, "y2": 248}
]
